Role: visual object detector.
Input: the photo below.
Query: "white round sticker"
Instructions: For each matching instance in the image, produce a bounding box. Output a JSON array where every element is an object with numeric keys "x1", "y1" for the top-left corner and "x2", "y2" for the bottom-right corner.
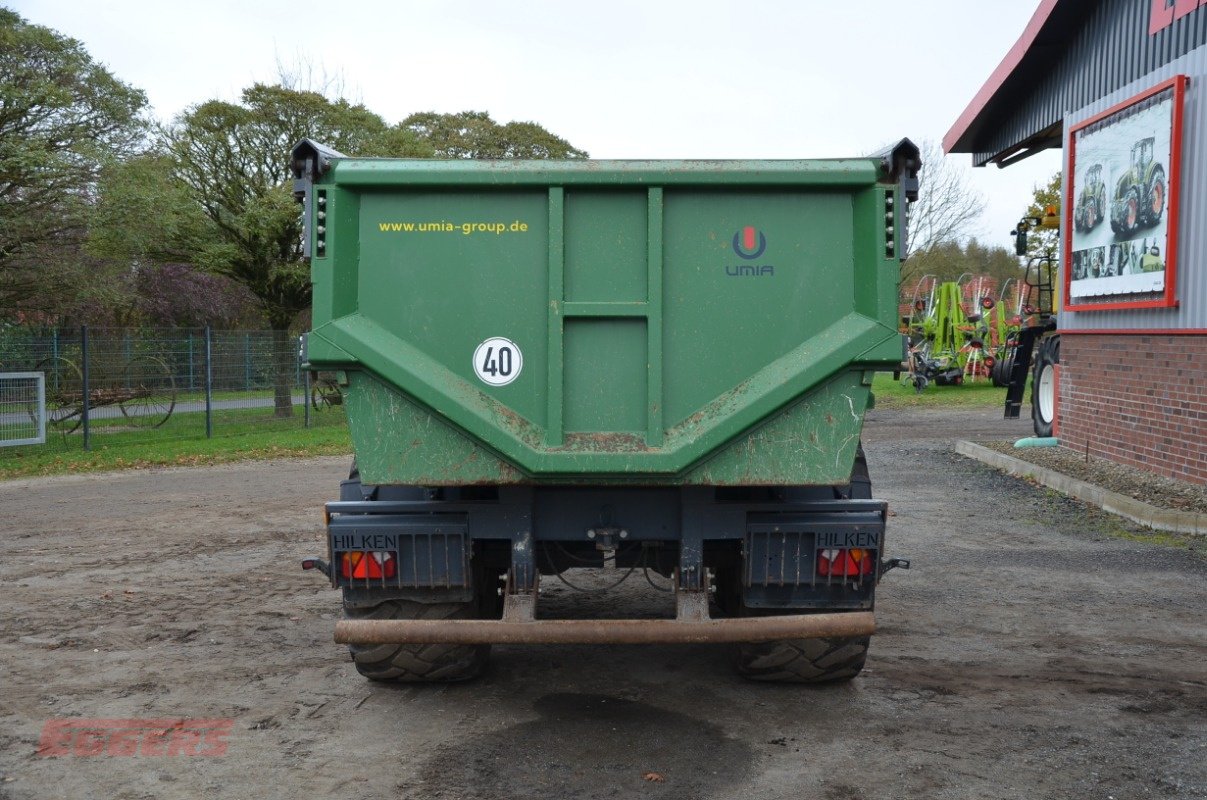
[{"x1": 473, "y1": 337, "x2": 523, "y2": 386}]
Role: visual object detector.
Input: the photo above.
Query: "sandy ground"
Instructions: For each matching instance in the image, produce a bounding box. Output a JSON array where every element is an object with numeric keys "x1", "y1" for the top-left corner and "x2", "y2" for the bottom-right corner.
[{"x1": 1, "y1": 406, "x2": 1205, "y2": 800}]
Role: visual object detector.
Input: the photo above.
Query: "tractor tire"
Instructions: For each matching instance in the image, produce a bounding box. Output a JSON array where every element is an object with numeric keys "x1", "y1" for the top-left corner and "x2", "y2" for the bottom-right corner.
[
  {"x1": 1031, "y1": 335, "x2": 1060, "y2": 438},
  {"x1": 1124, "y1": 187, "x2": 1141, "y2": 234},
  {"x1": 1146, "y1": 168, "x2": 1166, "y2": 227},
  {"x1": 991, "y1": 352, "x2": 1014, "y2": 387},
  {"x1": 343, "y1": 598, "x2": 490, "y2": 682},
  {"x1": 736, "y1": 634, "x2": 870, "y2": 684}
]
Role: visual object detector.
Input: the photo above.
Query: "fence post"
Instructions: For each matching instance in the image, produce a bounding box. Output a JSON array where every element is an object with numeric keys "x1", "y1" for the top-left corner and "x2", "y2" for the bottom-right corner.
[
  {"x1": 81, "y1": 325, "x2": 90, "y2": 451},
  {"x1": 244, "y1": 333, "x2": 252, "y2": 392},
  {"x1": 303, "y1": 368, "x2": 311, "y2": 429},
  {"x1": 123, "y1": 330, "x2": 132, "y2": 392},
  {"x1": 205, "y1": 326, "x2": 214, "y2": 439},
  {"x1": 52, "y1": 329, "x2": 60, "y2": 392},
  {"x1": 188, "y1": 332, "x2": 195, "y2": 392}
]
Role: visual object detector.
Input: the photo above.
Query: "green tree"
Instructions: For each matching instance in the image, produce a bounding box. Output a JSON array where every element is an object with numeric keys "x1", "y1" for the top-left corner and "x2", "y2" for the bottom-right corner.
[
  {"x1": 81, "y1": 152, "x2": 257, "y2": 328},
  {"x1": 1020, "y1": 172, "x2": 1061, "y2": 262},
  {"x1": 0, "y1": 7, "x2": 147, "y2": 316},
  {"x1": 401, "y1": 111, "x2": 588, "y2": 159},
  {"x1": 88, "y1": 152, "x2": 209, "y2": 266},
  {"x1": 161, "y1": 84, "x2": 433, "y2": 416},
  {"x1": 905, "y1": 238, "x2": 1022, "y2": 288}
]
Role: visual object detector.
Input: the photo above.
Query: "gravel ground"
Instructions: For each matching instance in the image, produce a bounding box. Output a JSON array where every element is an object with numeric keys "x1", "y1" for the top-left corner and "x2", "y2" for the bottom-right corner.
[
  {"x1": 1, "y1": 406, "x2": 1204, "y2": 800},
  {"x1": 975, "y1": 439, "x2": 1207, "y2": 514}
]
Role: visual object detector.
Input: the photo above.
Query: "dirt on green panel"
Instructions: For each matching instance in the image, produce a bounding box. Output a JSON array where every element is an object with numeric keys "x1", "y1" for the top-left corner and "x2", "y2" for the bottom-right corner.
[
  {"x1": 346, "y1": 370, "x2": 866, "y2": 487},
  {"x1": 681, "y1": 375, "x2": 865, "y2": 486},
  {"x1": 347, "y1": 373, "x2": 525, "y2": 486},
  {"x1": 556, "y1": 432, "x2": 654, "y2": 454}
]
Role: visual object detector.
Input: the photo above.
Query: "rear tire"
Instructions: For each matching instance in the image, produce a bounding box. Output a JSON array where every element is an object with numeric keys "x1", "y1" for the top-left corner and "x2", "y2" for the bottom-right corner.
[
  {"x1": 1146, "y1": 168, "x2": 1166, "y2": 226},
  {"x1": 1031, "y1": 335, "x2": 1060, "y2": 438},
  {"x1": 991, "y1": 351, "x2": 1014, "y2": 387},
  {"x1": 736, "y1": 443, "x2": 872, "y2": 683},
  {"x1": 1124, "y1": 187, "x2": 1140, "y2": 234},
  {"x1": 736, "y1": 634, "x2": 870, "y2": 683},
  {"x1": 343, "y1": 598, "x2": 489, "y2": 682}
]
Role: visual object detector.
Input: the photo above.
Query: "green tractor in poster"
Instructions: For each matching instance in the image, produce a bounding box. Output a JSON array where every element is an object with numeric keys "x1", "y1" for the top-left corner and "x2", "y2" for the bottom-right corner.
[
  {"x1": 1109, "y1": 137, "x2": 1166, "y2": 236},
  {"x1": 1073, "y1": 163, "x2": 1105, "y2": 232}
]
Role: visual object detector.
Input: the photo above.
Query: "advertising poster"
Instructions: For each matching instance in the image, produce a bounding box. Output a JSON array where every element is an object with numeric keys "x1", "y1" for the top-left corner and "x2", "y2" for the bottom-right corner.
[{"x1": 1066, "y1": 80, "x2": 1182, "y2": 307}]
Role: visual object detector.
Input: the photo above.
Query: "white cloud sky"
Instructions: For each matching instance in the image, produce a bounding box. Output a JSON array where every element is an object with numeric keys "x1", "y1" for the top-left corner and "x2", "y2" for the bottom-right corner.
[{"x1": 13, "y1": 0, "x2": 1061, "y2": 247}]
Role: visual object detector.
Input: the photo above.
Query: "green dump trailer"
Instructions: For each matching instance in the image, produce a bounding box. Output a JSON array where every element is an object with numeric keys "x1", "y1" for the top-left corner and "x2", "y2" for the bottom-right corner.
[{"x1": 293, "y1": 139, "x2": 918, "y2": 683}]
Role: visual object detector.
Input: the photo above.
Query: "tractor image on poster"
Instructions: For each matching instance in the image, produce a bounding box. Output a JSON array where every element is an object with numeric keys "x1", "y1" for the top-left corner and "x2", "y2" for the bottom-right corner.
[
  {"x1": 1109, "y1": 137, "x2": 1166, "y2": 236},
  {"x1": 1073, "y1": 163, "x2": 1105, "y2": 232}
]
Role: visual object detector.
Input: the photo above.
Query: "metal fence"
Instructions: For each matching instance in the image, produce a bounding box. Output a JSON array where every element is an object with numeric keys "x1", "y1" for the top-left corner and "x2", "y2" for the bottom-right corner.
[
  {"x1": 0, "y1": 326, "x2": 345, "y2": 453},
  {"x1": 0, "y1": 372, "x2": 46, "y2": 447}
]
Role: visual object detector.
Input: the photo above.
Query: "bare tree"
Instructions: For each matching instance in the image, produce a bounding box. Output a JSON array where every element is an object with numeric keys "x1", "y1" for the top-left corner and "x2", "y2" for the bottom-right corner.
[
  {"x1": 901, "y1": 140, "x2": 987, "y2": 285},
  {"x1": 273, "y1": 51, "x2": 358, "y2": 104}
]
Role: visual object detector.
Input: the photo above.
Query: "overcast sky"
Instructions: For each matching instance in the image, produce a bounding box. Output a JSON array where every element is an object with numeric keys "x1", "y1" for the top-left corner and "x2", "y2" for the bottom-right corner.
[{"x1": 15, "y1": 0, "x2": 1061, "y2": 247}]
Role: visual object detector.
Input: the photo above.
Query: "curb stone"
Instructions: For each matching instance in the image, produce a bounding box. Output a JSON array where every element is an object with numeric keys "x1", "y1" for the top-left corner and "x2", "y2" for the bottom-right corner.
[{"x1": 955, "y1": 440, "x2": 1205, "y2": 537}]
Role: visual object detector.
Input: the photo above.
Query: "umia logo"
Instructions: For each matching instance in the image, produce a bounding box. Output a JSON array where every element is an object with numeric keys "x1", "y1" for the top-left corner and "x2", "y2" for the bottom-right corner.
[
  {"x1": 727, "y1": 225, "x2": 774, "y2": 277},
  {"x1": 732, "y1": 226, "x2": 767, "y2": 260}
]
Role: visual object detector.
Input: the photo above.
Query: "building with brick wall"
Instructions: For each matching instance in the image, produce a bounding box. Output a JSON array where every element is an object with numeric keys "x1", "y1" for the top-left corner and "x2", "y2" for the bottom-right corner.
[{"x1": 946, "y1": 0, "x2": 1207, "y2": 485}]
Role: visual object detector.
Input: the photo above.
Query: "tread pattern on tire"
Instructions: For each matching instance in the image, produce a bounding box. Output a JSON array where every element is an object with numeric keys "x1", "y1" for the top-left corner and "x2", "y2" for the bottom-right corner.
[
  {"x1": 345, "y1": 599, "x2": 489, "y2": 682},
  {"x1": 736, "y1": 635, "x2": 870, "y2": 683},
  {"x1": 736, "y1": 442, "x2": 873, "y2": 684},
  {"x1": 1031, "y1": 335, "x2": 1060, "y2": 438}
]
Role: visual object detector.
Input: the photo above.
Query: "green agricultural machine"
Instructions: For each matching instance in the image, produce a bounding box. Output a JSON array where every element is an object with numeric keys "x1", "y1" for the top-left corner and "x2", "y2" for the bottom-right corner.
[
  {"x1": 1110, "y1": 137, "x2": 1167, "y2": 235},
  {"x1": 293, "y1": 139, "x2": 918, "y2": 683},
  {"x1": 1074, "y1": 163, "x2": 1105, "y2": 232}
]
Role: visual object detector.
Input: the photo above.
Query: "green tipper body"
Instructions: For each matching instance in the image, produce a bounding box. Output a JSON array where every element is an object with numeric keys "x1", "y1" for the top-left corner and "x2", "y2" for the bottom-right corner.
[{"x1": 298, "y1": 145, "x2": 916, "y2": 487}]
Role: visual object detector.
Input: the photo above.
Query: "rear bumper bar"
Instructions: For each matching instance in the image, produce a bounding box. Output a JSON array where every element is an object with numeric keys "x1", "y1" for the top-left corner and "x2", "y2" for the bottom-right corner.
[{"x1": 334, "y1": 610, "x2": 875, "y2": 645}]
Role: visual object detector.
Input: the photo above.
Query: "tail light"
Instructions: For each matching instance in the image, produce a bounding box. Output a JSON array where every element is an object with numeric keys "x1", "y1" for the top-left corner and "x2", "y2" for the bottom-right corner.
[
  {"x1": 817, "y1": 548, "x2": 875, "y2": 578},
  {"x1": 340, "y1": 551, "x2": 397, "y2": 580}
]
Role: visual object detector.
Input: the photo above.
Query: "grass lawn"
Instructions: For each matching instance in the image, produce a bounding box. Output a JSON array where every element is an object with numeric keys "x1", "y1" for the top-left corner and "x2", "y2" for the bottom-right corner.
[
  {"x1": 870, "y1": 371, "x2": 1015, "y2": 410},
  {"x1": 0, "y1": 406, "x2": 350, "y2": 480}
]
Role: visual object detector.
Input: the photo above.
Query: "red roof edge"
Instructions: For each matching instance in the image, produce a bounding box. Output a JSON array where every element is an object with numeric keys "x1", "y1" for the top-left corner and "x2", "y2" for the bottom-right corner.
[{"x1": 942, "y1": 0, "x2": 1062, "y2": 155}]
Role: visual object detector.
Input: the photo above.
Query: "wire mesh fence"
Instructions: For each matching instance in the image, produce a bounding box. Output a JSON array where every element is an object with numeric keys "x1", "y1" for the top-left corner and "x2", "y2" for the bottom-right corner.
[
  {"x1": 0, "y1": 326, "x2": 346, "y2": 454},
  {"x1": 0, "y1": 372, "x2": 46, "y2": 447}
]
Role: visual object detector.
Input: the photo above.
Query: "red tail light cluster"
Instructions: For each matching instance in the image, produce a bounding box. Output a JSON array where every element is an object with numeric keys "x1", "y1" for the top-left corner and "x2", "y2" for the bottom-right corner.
[
  {"x1": 340, "y1": 551, "x2": 397, "y2": 580},
  {"x1": 817, "y1": 548, "x2": 875, "y2": 578}
]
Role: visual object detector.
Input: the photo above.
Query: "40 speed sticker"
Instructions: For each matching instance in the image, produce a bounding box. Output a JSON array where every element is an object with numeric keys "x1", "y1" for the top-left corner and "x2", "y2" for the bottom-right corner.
[{"x1": 473, "y1": 337, "x2": 523, "y2": 386}]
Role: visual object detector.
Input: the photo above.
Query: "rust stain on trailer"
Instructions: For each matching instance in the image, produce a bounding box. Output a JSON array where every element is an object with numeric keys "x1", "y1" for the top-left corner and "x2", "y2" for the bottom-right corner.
[{"x1": 334, "y1": 610, "x2": 875, "y2": 645}]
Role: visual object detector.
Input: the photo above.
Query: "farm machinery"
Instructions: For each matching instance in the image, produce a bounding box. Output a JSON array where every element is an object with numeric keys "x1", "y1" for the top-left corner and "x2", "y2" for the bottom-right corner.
[
  {"x1": 1110, "y1": 137, "x2": 1167, "y2": 236},
  {"x1": 901, "y1": 274, "x2": 1020, "y2": 392}
]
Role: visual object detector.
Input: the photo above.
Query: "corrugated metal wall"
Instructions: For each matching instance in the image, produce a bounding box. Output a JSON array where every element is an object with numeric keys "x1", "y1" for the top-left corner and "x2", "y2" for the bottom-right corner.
[
  {"x1": 1060, "y1": 42, "x2": 1207, "y2": 330},
  {"x1": 973, "y1": 0, "x2": 1207, "y2": 165}
]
